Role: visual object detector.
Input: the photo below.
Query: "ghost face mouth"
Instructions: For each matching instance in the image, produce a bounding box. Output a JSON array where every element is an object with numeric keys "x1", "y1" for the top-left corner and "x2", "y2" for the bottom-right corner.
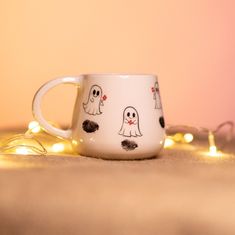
[
  {"x1": 126, "y1": 119, "x2": 136, "y2": 125},
  {"x1": 125, "y1": 111, "x2": 137, "y2": 125}
]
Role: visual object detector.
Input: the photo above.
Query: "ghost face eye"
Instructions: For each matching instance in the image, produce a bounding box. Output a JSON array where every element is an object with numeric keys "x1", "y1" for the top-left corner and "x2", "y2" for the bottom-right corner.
[
  {"x1": 132, "y1": 113, "x2": 136, "y2": 118},
  {"x1": 127, "y1": 112, "x2": 130, "y2": 117},
  {"x1": 93, "y1": 89, "x2": 96, "y2": 96},
  {"x1": 96, "y1": 90, "x2": 100, "y2": 96}
]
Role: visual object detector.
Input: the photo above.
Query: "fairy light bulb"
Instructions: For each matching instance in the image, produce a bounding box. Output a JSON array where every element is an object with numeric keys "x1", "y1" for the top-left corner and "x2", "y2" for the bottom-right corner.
[
  {"x1": 209, "y1": 145, "x2": 217, "y2": 155},
  {"x1": 72, "y1": 139, "x2": 78, "y2": 145},
  {"x1": 164, "y1": 137, "x2": 175, "y2": 148},
  {"x1": 173, "y1": 133, "x2": 183, "y2": 142},
  {"x1": 52, "y1": 143, "x2": 65, "y2": 152},
  {"x1": 183, "y1": 133, "x2": 194, "y2": 143},
  {"x1": 208, "y1": 131, "x2": 215, "y2": 147},
  {"x1": 207, "y1": 131, "x2": 221, "y2": 157},
  {"x1": 28, "y1": 121, "x2": 41, "y2": 133},
  {"x1": 15, "y1": 147, "x2": 31, "y2": 155}
]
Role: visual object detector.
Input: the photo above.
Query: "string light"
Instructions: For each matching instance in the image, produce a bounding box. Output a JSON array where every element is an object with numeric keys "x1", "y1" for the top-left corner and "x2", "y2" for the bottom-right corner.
[
  {"x1": 184, "y1": 133, "x2": 194, "y2": 143},
  {"x1": 164, "y1": 132, "x2": 194, "y2": 148},
  {"x1": 15, "y1": 147, "x2": 31, "y2": 155},
  {"x1": 0, "y1": 134, "x2": 47, "y2": 155},
  {"x1": 52, "y1": 143, "x2": 65, "y2": 153},
  {"x1": 165, "y1": 121, "x2": 234, "y2": 158},
  {"x1": 28, "y1": 121, "x2": 41, "y2": 133},
  {"x1": 0, "y1": 121, "x2": 71, "y2": 155},
  {"x1": 0, "y1": 120, "x2": 233, "y2": 158},
  {"x1": 173, "y1": 133, "x2": 183, "y2": 142},
  {"x1": 208, "y1": 146, "x2": 220, "y2": 157},
  {"x1": 164, "y1": 137, "x2": 175, "y2": 148},
  {"x1": 206, "y1": 131, "x2": 222, "y2": 157}
]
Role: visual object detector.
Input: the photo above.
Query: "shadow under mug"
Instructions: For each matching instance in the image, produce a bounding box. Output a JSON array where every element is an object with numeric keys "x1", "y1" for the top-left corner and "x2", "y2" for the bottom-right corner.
[{"x1": 32, "y1": 74, "x2": 165, "y2": 160}]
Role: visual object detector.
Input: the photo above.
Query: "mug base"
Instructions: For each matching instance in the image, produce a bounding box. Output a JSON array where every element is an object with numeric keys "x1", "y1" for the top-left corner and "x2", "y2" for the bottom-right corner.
[{"x1": 78, "y1": 151, "x2": 160, "y2": 160}]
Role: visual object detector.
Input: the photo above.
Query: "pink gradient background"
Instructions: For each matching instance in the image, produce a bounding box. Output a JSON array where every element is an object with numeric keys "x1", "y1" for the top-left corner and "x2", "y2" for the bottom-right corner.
[{"x1": 0, "y1": 0, "x2": 234, "y2": 129}]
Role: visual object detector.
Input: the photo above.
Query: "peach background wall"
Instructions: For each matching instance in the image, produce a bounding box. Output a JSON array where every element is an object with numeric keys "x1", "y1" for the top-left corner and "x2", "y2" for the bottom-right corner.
[{"x1": 0, "y1": 0, "x2": 235, "y2": 130}]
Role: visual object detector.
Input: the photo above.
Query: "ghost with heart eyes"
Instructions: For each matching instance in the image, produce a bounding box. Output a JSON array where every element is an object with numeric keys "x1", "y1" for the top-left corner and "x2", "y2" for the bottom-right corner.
[
  {"x1": 119, "y1": 106, "x2": 142, "y2": 137},
  {"x1": 83, "y1": 85, "x2": 106, "y2": 115}
]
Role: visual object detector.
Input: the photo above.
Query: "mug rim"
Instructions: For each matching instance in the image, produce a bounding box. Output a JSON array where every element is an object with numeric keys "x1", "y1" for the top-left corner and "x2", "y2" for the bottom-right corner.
[{"x1": 83, "y1": 73, "x2": 158, "y2": 79}]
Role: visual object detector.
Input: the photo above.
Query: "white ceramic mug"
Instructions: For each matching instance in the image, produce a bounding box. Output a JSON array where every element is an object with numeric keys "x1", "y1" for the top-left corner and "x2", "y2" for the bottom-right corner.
[{"x1": 32, "y1": 74, "x2": 165, "y2": 159}]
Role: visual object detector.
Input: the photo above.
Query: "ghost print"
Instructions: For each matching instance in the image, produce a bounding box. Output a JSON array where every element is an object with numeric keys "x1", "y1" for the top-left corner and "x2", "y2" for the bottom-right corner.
[
  {"x1": 152, "y1": 81, "x2": 162, "y2": 109},
  {"x1": 119, "y1": 106, "x2": 142, "y2": 137},
  {"x1": 83, "y1": 85, "x2": 106, "y2": 115}
]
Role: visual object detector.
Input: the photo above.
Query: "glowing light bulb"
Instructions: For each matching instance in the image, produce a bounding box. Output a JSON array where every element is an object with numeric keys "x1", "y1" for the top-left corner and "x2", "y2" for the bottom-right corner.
[
  {"x1": 209, "y1": 145, "x2": 217, "y2": 155},
  {"x1": 52, "y1": 143, "x2": 65, "y2": 152},
  {"x1": 72, "y1": 139, "x2": 78, "y2": 146},
  {"x1": 207, "y1": 145, "x2": 223, "y2": 157},
  {"x1": 184, "y1": 133, "x2": 194, "y2": 143},
  {"x1": 15, "y1": 147, "x2": 30, "y2": 155},
  {"x1": 173, "y1": 133, "x2": 183, "y2": 142},
  {"x1": 207, "y1": 131, "x2": 222, "y2": 157},
  {"x1": 164, "y1": 138, "x2": 175, "y2": 148},
  {"x1": 28, "y1": 121, "x2": 41, "y2": 133}
]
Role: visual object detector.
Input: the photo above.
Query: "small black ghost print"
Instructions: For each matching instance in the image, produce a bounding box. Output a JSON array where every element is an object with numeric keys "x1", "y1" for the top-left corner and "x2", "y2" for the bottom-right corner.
[
  {"x1": 119, "y1": 106, "x2": 142, "y2": 137},
  {"x1": 152, "y1": 81, "x2": 162, "y2": 109},
  {"x1": 121, "y1": 140, "x2": 138, "y2": 151},
  {"x1": 83, "y1": 85, "x2": 107, "y2": 115},
  {"x1": 159, "y1": 116, "x2": 165, "y2": 128},
  {"x1": 82, "y1": 120, "x2": 99, "y2": 133}
]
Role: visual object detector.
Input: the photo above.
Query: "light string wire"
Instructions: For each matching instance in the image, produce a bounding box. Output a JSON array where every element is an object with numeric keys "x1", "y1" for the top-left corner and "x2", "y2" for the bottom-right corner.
[
  {"x1": 0, "y1": 121, "x2": 75, "y2": 155},
  {"x1": 165, "y1": 121, "x2": 234, "y2": 155},
  {"x1": 0, "y1": 129, "x2": 47, "y2": 155},
  {"x1": 0, "y1": 120, "x2": 234, "y2": 156}
]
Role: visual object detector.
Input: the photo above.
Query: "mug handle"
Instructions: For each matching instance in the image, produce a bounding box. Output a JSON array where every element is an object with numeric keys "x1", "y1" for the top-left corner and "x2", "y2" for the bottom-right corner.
[{"x1": 32, "y1": 76, "x2": 83, "y2": 139}]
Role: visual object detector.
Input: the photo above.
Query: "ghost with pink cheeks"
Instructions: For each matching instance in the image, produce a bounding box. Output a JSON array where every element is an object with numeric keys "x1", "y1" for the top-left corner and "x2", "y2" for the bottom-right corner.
[
  {"x1": 83, "y1": 85, "x2": 107, "y2": 115},
  {"x1": 119, "y1": 106, "x2": 142, "y2": 137},
  {"x1": 152, "y1": 81, "x2": 162, "y2": 109}
]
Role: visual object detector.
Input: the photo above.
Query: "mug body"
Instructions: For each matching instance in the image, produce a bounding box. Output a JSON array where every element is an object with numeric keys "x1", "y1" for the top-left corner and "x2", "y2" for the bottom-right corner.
[{"x1": 71, "y1": 74, "x2": 165, "y2": 159}]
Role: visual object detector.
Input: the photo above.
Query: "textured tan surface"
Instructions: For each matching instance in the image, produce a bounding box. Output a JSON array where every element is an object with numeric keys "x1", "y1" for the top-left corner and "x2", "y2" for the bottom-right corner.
[{"x1": 0, "y1": 138, "x2": 235, "y2": 235}]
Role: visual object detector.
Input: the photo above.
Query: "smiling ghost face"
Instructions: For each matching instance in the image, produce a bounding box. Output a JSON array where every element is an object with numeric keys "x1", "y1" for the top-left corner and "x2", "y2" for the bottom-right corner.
[
  {"x1": 124, "y1": 107, "x2": 137, "y2": 124},
  {"x1": 83, "y1": 85, "x2": 103, "y2": 115},
  {"x1": 119, "y1": 106, "x2": 142, "y2": 137},
  {"x1": 90, "y1": 85, "x2": 102, "y2": 100}
]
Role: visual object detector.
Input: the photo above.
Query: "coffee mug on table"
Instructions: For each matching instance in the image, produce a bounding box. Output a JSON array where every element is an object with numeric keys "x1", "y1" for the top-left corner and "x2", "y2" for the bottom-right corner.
[{"x1": 32, "y1": 74, "x2": 165, "y2": 159}]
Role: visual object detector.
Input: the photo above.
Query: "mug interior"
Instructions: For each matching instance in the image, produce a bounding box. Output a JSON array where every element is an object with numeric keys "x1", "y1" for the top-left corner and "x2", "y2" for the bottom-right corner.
[{"x1": 83, "y1": 74, "x2": 158, "y2": 79}]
